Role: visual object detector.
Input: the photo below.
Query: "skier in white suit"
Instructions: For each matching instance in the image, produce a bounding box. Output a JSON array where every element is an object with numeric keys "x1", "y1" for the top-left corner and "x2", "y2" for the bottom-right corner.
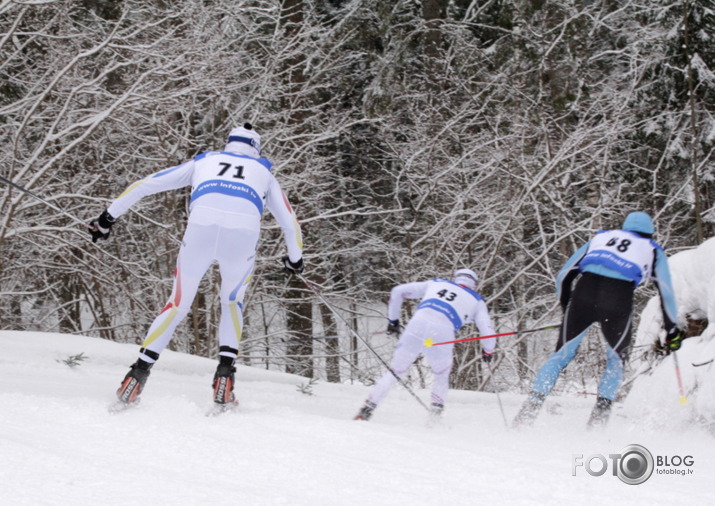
[
  {"x1": 354, "y1": 269, "x2": 496, "y2": 421},
  {"x1": 88, "y1": 123, "x2": 304, "y2": 409}
]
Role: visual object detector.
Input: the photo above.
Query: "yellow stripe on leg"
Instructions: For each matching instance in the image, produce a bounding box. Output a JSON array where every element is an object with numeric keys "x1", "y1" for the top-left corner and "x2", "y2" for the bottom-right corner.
[
  {"x1": 230, "y1": 303, "x2": 243, "y2": 346},
  {"x1": 142, "y1": 307, "x2": 178, "y2": 348}
]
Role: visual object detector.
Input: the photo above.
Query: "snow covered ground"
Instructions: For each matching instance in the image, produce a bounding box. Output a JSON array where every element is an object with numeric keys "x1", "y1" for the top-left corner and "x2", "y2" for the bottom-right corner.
[{"x1": 1, "y1": 330, "x2": 713, "y2": 505}]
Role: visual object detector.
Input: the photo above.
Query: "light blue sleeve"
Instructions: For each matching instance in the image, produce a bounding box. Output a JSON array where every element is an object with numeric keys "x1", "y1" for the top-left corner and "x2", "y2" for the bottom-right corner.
[
  {"x1": 652, "y1": 248, "x2": 679, "y2": 328},
  {"x1": 555, "y1": 242, "x2": 589, "y2": 298}
]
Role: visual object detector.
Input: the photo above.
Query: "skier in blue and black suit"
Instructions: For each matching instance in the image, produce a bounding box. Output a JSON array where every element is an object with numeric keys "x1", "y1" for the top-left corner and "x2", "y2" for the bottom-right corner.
[{"x1": 513, "y1": 212, "x2": 682, "y2": 428}]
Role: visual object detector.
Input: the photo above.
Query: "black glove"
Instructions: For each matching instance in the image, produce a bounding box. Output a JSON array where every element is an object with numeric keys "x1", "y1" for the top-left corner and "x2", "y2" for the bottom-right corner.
[
  {"x1": 88, "y1": 210, "x2": 115, "y2": 243},
  {"x1": 386, "y1": 319, "x2": 401, "y2": 337},
  {"x1": 281, "y1": 255, "x2": 304, "y2": 274},
  {"x1": 482, "y1": 350, "x2": 494, "y2": 363},
  {"x1": 664, "y1": 326, "x2": 684, "y2": 352}
]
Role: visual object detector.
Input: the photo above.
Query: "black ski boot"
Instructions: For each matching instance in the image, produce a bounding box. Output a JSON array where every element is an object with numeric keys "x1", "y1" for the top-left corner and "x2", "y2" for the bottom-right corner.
[
  {"x1": 512, "y1": 391, "x2": 546, "y2": 428},
  {"x1": 354, "y1": 400, "x2": 377, "y2": 421},
  {"x1": 213, "y1": 357, "x2": 237, "y2": 406},
  {"x1": 116, "y1": 360, "x2": 153, "y2": 405},
  {"x1": 587, "y1": 396, "x2": 613, "y2": 429}
]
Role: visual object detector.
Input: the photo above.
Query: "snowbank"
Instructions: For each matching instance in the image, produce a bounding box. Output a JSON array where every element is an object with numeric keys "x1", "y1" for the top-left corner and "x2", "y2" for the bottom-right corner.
[
  {"x1": 627, "y1": 238, "x2": 715, "y2": 432},
  {"x1": 635, "y1": 237, "x2": 715, "y2": 347}
]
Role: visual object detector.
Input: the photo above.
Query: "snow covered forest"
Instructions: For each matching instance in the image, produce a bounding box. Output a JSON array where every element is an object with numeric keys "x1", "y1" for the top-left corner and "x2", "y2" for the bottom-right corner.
[{"x1": 1, "y1": 0, "x2": 714, "y2": 395}]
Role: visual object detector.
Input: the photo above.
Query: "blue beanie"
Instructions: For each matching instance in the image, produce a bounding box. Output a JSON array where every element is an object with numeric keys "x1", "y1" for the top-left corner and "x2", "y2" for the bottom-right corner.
[{"x1": 622, "y1": 212, "x2": 654, "y2": 235}]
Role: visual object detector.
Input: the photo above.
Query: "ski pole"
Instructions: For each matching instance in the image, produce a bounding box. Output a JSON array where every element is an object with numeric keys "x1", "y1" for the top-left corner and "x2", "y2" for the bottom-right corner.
[
  {"x1": 297, "y1": 274, "x2": 431, "y2": 412},
  {"x1": 693, "y1": 358, "x2": 714, "y2": 368},
  {"x1": 486, "y1": 361, "x2": 508, "y2": 428},
  {"x1": 672, "y1": 352, "x2": 688, "y2": 405},
  {"x1": 424, "y1": 324, "x2": 560, "y2": 347},
  {"x1": 0, "y1": 174, "x2": 88, "y2": 227}
]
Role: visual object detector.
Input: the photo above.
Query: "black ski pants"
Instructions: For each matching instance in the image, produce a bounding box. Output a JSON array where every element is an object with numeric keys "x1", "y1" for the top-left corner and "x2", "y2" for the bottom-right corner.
[{"x1": 557, "y1": 272, "x2": 636, "y2": 360}]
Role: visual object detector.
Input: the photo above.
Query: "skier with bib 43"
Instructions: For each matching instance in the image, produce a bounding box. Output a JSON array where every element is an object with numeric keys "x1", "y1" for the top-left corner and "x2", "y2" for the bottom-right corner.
[
  {"x1": 354, "y1": 269, "x2": 496, "y2": 422},
  {"x1": 88, "y1": 123, "x2": 304, "y2": 411},
  {"x1": 512, "y1": 212, "x2": 681, "y2": 428}
]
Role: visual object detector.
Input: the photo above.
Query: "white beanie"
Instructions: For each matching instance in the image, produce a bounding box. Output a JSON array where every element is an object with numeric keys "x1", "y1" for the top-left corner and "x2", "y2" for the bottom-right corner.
[
  {"x1": 225, "y1": 122, "x2": 261, "y2": 157},
  {"x1": 454, "y1": 268, "x2": 479, "y2": 290}
]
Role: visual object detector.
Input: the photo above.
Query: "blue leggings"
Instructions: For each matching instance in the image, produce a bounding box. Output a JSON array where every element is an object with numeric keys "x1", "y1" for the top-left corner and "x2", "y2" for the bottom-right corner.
[
  {"x1": 532, "y1": 273, "x2": 634, "y2": 401},
  {"x1": 531, "y1": 330, "x2": 625, "y2": 400}
]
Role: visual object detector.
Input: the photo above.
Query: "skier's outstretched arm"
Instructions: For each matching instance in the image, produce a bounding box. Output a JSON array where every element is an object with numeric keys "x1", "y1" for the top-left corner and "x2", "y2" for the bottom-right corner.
[
  {"x1": 89, "y1": 161, "x2": 195, "y2": 242},
  {"x1": 387, "y1": 282, "x2": 428, "y2": 321},
  {"x1": 652, "y1": 248, "x2": 679, "y2": 330},
  {"x1": 107, "y1": 161, "x2": 195, "y2": 219},
  {"x1": 556, "y1": 242, "x2": 589, "y2": 309},
  {"x1": 265, "y1": 176, "x2": 303, "y2": 264},
  {"x1": 473, "y1": 301, "x2": 496, "y2": 355}
]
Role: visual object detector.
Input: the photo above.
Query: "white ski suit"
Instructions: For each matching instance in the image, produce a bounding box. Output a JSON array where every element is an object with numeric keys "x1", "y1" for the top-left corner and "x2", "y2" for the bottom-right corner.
[
  {"x1": 368, "y1": 278, "x2": 496, "y2": 409},
  {"x1": 106, "y1": 144, "x2": 302, "y2": 363}
]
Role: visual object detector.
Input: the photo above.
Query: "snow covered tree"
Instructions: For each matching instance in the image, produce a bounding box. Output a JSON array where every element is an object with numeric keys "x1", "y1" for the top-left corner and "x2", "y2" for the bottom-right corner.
[{"x1": 1, "y1": 0, "x2": 713, "y2": 396}]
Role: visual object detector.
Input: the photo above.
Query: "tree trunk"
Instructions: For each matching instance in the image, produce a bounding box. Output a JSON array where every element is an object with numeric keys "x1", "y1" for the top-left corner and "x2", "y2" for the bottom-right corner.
[
  {"x1": 285, "y1": 276, "x2": 313, "y2": 378},
  {"x1": 319, "y1": 303, "x2": 341, "y2": 383}
]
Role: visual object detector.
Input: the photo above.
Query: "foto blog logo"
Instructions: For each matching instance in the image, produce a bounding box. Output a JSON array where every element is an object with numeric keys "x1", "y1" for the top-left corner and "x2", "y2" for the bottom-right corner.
[
  {"x1": 572, "y1": 444, "x2": 694, "y2": 485},
  {"x1": 572, "y1": 444, "x2": 654, "y2": 485}
]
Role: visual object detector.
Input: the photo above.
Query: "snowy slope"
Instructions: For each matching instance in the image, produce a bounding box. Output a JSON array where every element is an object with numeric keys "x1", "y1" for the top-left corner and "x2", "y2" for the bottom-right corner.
[
  {"x1": 1, "y1": 330, "x2": 713, "y2": 505},
  {"x1": 624, "y1": 334, "x2": 715, "y2": 429}
]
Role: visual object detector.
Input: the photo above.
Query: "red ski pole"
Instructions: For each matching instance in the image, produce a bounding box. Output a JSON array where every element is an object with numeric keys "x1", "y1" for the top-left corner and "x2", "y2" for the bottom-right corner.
[
  {"x1": 424, "y1": 324, "x2": 560, "y2": 347},
  {"x1": 672, "y1": 352, "x2": 688, "y2": 405}
]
